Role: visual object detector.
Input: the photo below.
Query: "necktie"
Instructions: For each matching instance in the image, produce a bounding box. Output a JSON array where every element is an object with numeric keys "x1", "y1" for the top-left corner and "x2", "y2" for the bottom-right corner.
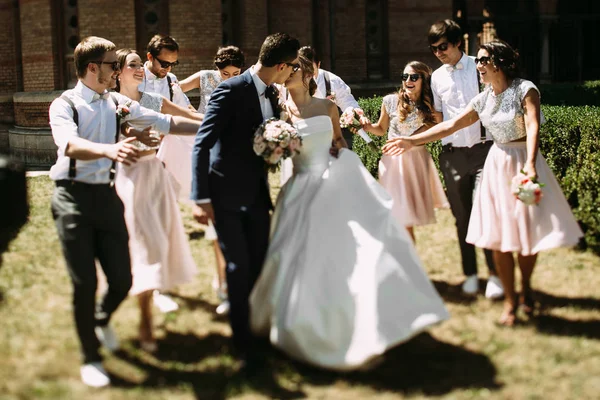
[
  {"x1": 92, "y1": 91, "x2": 110, "y2": 102},
  {"x1": 446, "y1": 62, "x2": 464, "y2": 72}
]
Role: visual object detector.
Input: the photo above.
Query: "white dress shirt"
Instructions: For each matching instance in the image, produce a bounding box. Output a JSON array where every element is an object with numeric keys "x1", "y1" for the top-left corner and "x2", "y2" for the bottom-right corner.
[
  {"x1": 431, "y1": 53, "x2": 492, "y2": 147},
  {"x1": 141, "y1": 63, "x2": 191, "y2": 108},
  {"x1": 250, "y1": 66, "x2": 274, "y2": 120},
  {"x1": 49, "y1": 81, "x2": 172, "y2": 184}
]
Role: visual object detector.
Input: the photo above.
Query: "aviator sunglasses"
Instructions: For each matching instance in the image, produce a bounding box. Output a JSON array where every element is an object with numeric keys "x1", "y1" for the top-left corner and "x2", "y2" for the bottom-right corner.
[
  {"x1": 401, "y1": 73, "x2": 421, "y2": 82},
  {"x1": 429, "y1": 42, "x2": 449, "y2": 53}
]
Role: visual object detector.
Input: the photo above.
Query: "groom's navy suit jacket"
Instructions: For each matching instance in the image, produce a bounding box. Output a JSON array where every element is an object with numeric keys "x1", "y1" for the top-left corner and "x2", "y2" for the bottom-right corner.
[{"x1": 191, "y1": 69, "x2": 273, "y2": 210}]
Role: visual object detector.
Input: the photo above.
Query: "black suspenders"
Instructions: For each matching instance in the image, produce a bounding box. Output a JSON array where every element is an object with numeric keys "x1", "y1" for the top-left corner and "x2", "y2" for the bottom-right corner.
[
  {"x1": 60, "y1": 94, "x2": 121, "y2": 183},
  {"x1": 166, "y1": 75, "x2": 174, "y2": 102}
]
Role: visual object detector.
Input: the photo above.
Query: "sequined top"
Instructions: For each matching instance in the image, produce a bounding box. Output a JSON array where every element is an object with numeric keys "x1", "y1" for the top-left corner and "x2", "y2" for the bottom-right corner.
[
  {"x1": 198, "y1": 70, "x2": 222, "y2": 114},
  {"x1": 470, "y1": 78, "x2": 540, "y2": 144},
  {"x1": 382, "y1": 94, "x2": 425, "y2": 140},
  {"x1": 118, "y1": 91, "x2": 163, "y2": 151}
]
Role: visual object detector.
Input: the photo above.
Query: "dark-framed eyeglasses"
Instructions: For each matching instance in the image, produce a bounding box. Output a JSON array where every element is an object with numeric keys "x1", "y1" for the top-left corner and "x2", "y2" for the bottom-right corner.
[
  {"x1": 429, "y1": 42, "x2": 449, "y2": 53},
  {"x1": 474, "y1": 56, "x2": 491, "y2": 66},
  {"x1": 401, "y1": 73, "x2": 421, "y2": 82},
  {"x1": 285, "y1": 62, "x2": 300, "y2": 72},
  {"x1": 90, "y1": 61, "x2": 120, "y2": 71},
  {"x1": 154, "y1": 56, "x2": 179, "y2": 69}
]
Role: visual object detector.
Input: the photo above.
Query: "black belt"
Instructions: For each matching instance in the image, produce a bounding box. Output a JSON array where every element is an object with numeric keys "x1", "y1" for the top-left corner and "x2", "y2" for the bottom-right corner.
[
  {"x1": 55, "y1": 180, "x2": 112, "y2": 188},
  {"x1": 442, "y1": 141, "x2": 493, "y2": 153}
]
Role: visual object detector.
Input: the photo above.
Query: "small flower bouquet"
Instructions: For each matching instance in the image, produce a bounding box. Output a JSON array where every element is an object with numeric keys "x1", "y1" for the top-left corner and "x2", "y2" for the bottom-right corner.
[
  {"x1": 116, "y1": 100, "x2": 132, "y2": 120},
  {"x1": 339, "y1": 107, "x2": 379, "y2": 153},
  {"x1": 511, "y1": 170, "x2": 545, "y2": 206},
  {"x1": 253, "y1": 118, "x2": 302, "y2": 172}
]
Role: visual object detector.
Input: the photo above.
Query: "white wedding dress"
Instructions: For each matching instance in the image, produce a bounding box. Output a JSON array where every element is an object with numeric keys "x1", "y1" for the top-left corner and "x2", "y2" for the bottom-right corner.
[{"x1": 249, "y1": 116, "x2": 449, "y2": 371}]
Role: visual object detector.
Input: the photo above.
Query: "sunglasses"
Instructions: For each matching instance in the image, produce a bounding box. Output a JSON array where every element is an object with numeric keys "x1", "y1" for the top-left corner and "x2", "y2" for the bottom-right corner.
[
  {"x1": 90, "y1": 61, "x2": 120, "y2": 72},
  {"x1": 429, "y1": 42, "x2": 449, "y2": 53},
  {"x1": 154, "y1": 56, "x2": 179, "y2": 69},
  {"x1": 285, "y1": 62, "x2": 300, "y2": 72},
  {"x1": 475, "y1": 56, "x2": 491, "y2": 66},
  {"x1": 401, "y1": 73, "x2": 421, "y2": 82}
]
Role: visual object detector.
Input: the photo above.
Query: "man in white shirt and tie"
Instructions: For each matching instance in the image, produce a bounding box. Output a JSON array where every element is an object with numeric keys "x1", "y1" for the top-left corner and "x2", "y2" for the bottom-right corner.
[
  {"x1": 49, "y1": 36, "x2": 201, "y2": 388},
  {"x1": 428, "y1": 19, "x2": 503, "y2": 299}
]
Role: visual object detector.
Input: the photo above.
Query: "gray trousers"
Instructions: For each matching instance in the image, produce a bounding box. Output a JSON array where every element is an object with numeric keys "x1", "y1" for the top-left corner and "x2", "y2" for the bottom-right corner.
[
  {"x1": 51, "y1": 181, "x2": 132, "y2": 364},
  {"x1": 439, "y1": 141, "x2": 496, "y2": 277}
]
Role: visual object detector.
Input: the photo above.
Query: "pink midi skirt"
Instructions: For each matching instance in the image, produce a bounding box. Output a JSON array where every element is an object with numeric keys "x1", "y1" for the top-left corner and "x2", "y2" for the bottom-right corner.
[
  {"x1": 116, "y1": 154, "x2": 197, "y2": 295},
  {"x1": 466, "y1": 141, "x2": 583, "y2": 255},
  {"x1": 378, "y1": 146, "x2": 449, "y2": 227}
]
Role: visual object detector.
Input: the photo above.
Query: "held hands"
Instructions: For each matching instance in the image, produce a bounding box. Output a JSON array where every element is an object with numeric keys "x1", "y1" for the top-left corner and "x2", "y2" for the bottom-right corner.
[
  {"x1": 381, "y1": 137, "x2": 414, "y2": 156},
  {"x1": 108, "y1": 137, "x2": 139, "y2": 165},
  {"x1": 122, "y1": 124, "x2": 161, "y2": 147},
  {"x1": 192, "y1": 203, "x2": 215, "y2": 225}
]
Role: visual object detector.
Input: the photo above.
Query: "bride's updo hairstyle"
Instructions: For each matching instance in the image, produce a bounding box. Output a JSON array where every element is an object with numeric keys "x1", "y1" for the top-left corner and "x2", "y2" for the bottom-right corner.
[
  {"x1": 115, "y1": 48, "x2": 138, "y2": 92},
  {"x1": 479, "y1": 40, "x2": 520, "y2": 79},
  {"x1": 297, "y1": 54, "x2": 318, "y2": 96}
]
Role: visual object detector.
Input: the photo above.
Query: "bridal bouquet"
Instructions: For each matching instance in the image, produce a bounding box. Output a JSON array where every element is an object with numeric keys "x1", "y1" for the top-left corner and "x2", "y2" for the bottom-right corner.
[
  {"x1": 339, "y1": 107, "x2": 379, "y2": 153},
  {"x1": 511, "y1": 170, "x2": 545, "y2": 206},
  {"x1": 253, "y1": 118, "x2": 302, "y2": 172}
]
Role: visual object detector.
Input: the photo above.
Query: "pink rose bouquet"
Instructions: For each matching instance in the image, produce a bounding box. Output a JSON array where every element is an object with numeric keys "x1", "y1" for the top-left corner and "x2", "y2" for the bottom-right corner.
[
  {"x1": 253, "y1": 118, "x2": 302, "y2": 172},
  {"x1": 339, "y1": 107, "x2": 378, "y2": 153},
  {"x1": 511, "y1": 170, "x2": 545, "y2": 206},
  {"x1": 116, "y1": 100, "x2": 132, "y2": 120}
]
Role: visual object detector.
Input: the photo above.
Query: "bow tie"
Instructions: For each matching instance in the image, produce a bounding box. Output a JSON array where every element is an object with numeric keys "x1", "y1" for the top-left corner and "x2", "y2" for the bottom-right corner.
[
  {"x1": 446, "y1": 62, "x2": 464, "y2": 72},
  {"x1": 264, "y1": 85, "x2": 279, "y2": 101},
  {"x1": 91, "y1": 91, "x2": 110, "y2": 102}
]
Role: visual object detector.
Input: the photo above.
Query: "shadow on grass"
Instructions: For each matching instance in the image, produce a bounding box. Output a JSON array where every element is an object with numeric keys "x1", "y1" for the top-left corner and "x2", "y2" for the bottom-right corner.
[
  {"x1": 532, "y1": 314, "x2": 600, "y2": 339},
  {"x1": 534, "y1": 290, "x2": 600, "y2": 311},
  {"x1": 167, "y1": 293, "x2": 229, "y2": 323},
  {"x1": 431, "y1": 279, "x2": 485, "y2": 304},
  {"x1": 111, "y1": 331, "x2": 499, "y2": 399}
]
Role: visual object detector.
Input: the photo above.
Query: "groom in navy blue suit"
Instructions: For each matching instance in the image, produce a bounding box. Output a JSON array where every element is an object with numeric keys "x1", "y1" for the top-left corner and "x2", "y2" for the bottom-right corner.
[{"x1": 191, "y1": 33, "x2": 300, "y2": 364}]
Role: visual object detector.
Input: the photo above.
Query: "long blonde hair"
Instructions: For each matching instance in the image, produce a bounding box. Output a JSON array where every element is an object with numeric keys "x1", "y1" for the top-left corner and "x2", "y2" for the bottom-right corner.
[{"x1": 397, "y1": 61, "x2": 435, "y2": 127}]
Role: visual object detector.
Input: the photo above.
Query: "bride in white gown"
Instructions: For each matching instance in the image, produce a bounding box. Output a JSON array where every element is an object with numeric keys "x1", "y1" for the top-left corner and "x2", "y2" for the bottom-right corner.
[{"x1": 249, "y1": 55, "x2": 449, "y2": 371}]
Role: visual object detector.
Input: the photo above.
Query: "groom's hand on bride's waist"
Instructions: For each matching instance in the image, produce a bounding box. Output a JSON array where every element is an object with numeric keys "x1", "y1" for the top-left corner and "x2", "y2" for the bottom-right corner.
[{"x1": 193, "y1": 202, "x2": 215, "y2": 225}]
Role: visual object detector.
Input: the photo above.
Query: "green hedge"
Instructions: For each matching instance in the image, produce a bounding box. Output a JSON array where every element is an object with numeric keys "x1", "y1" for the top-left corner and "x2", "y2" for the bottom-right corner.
[
  {"x1": 539, "y1": 81, "x2": 600, "y2": 106},
  {"x1": 355, "y1": 97, "x2": 600, "y2": 253}
]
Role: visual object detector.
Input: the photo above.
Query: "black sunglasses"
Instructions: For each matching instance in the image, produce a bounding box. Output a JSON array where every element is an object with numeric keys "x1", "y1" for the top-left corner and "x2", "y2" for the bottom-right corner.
[
  {"x1": 475, "y1": 56, "x2": 491, "y2": 66},
  {"x1": 285, "y1": 62, "x2": 300, "y2": 72},
  {"x1": 155, "y1": 56, "x2": 179, "y2": 69},
  {"x1": 90, "y1": 61, "x2": 120, "y2": 72},
  {"x1": 402, "y1": 73, "x2": 421, "y2": 82},
  {"x1": 429, "y1": 42, "x2": 449, "y2": 53}
]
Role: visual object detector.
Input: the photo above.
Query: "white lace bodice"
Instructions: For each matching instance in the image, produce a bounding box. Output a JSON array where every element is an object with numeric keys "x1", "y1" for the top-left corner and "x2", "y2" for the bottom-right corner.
[
  {"x1": 470, "y1": 78, "x2": 540, "y2": 144},
  {"x1": 198, "y1": 70, "x2": 222, "y2": 114},
  {"x1": 382, "y1": 94, "x2": 425, "y2": 140},
  {"x1": 291, "y1": 116, "x2": 333, "y2": 174},
  {"x1": 118, "y1": 91, "x2": 163, "y2": 151}
]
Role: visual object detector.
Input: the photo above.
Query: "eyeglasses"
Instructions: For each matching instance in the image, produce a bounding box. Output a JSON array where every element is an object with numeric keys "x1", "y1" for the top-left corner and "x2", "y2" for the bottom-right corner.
[
  {"x1": 401, "y1": 73, "x2": 421, "y2": 82},
  {"x1": 285, "y1": 62, "x2": 300, "y2": 72},
  {"x1": 154, "y1": 56, "x2": 179, "y2": 69},
  {"x1": 429, "y1": 42, "x2": 449, "y2": 53},
  {"x1": 474, "y1": 56, "x2": 491, "y2": 66},
  {"x1": 90, "y1": 61, "x2": 120, "y2": 71}
]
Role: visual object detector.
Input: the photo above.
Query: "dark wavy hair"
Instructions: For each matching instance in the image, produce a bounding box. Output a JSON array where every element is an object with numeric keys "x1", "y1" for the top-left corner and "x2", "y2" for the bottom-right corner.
[
  {"x1": 214, "y1": 46, "x2": 245, "y2": 70},
  {"x1": 397, "y1": 61, "x2": 436, "y2": 127},
  {"x1": 297, "y1": 53, "x2": 318, "y2": 96},
  {"x1": 114, "y1": 48, "x2": 138, "y2": 93},
  {"x1": 146, "y1": 34, "x2": 179, "y2": 57},
  {"x1": 428, "y1": 19, "x2": 463, "y2": 47},
  {"x1": 479, "y1": 40, "x2": 520, "y2": 79},
  {"x1": 258, "y1": 33, "x2": 300, "y2": 67}
]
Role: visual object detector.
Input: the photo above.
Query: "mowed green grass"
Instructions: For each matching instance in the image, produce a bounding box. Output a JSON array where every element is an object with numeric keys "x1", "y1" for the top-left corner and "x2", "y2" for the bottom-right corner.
[{"x1": 0, "y1": 175, "x2": 599, "y2": 400}]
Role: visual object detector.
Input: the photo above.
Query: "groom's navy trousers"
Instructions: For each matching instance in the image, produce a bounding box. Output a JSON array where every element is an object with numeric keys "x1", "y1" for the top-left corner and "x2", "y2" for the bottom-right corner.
[{"x1": 191, "y1": 70, "x2": 275, "y2": 354}]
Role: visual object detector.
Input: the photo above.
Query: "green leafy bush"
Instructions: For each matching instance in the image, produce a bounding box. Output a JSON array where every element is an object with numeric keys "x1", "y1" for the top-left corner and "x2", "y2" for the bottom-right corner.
[
  {"x1": 354, "y1": 97, "x2": 600, "y2": 253},
  {"x1": 540, "y1": 81, "x2": 600, "y2": 106}
]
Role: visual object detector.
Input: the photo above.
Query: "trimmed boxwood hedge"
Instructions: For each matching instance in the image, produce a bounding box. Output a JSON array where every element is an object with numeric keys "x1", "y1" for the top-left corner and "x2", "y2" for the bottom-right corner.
[{"x1": 354, "y1": 96, "x2": 600, "y2": 253}]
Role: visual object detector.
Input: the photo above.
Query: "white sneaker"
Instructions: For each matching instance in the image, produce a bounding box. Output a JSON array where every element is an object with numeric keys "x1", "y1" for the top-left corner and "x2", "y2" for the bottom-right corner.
[
  {"x1": 485, "y1": 275, "x2": 504, "y2": 299},
  {"x1": 95, "y1": 325, "x2": 119, "y2": 352},
  {"x1": 216, "y1": 300, "x2": 230, "y2": 315},
  {"x1": 153, "y1": 291, "x2": 179, "y2": 313},
  {"x1": 80, "y1": 362, "x2": 110, "y2": 387},
  {"x1": 462, "y1": 275, "x2": 479, "y2": 295}
]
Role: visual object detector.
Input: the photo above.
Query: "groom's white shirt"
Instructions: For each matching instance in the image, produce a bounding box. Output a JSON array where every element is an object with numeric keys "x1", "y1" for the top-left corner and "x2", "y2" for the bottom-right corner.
[{"x1": 250, "y1": 66, "x2": 274, "y2": 120}]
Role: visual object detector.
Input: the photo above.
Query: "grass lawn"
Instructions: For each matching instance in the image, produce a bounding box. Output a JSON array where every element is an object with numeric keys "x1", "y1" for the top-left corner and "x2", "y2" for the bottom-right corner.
[{"x1": 1, "y1": 175, "x2": 599, "y2": 400}]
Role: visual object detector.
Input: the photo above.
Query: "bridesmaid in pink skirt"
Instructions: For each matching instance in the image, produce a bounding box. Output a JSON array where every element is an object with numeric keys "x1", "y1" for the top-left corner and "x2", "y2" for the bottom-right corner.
[
  {"x1": 383, "y1": 41, "x2": 583, "y2": 326},
  {"x1": 364, "y1": 61, "x2": 448, "y2": 242},
  {"x1": 115, "y1": 49, "x2": 202, "y2": 350}
]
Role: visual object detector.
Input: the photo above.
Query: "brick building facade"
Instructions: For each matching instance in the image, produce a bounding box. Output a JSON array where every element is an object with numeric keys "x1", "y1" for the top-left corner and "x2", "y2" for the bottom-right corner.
[{"x1": 0, "y1": 0, "x2": 597, "y2": 167}]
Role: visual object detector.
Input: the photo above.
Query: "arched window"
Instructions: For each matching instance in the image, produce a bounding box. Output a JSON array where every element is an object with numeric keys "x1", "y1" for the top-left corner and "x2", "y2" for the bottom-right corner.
[{"x1": 135, "y1": 0, "x2": 170, "y2": 54}]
